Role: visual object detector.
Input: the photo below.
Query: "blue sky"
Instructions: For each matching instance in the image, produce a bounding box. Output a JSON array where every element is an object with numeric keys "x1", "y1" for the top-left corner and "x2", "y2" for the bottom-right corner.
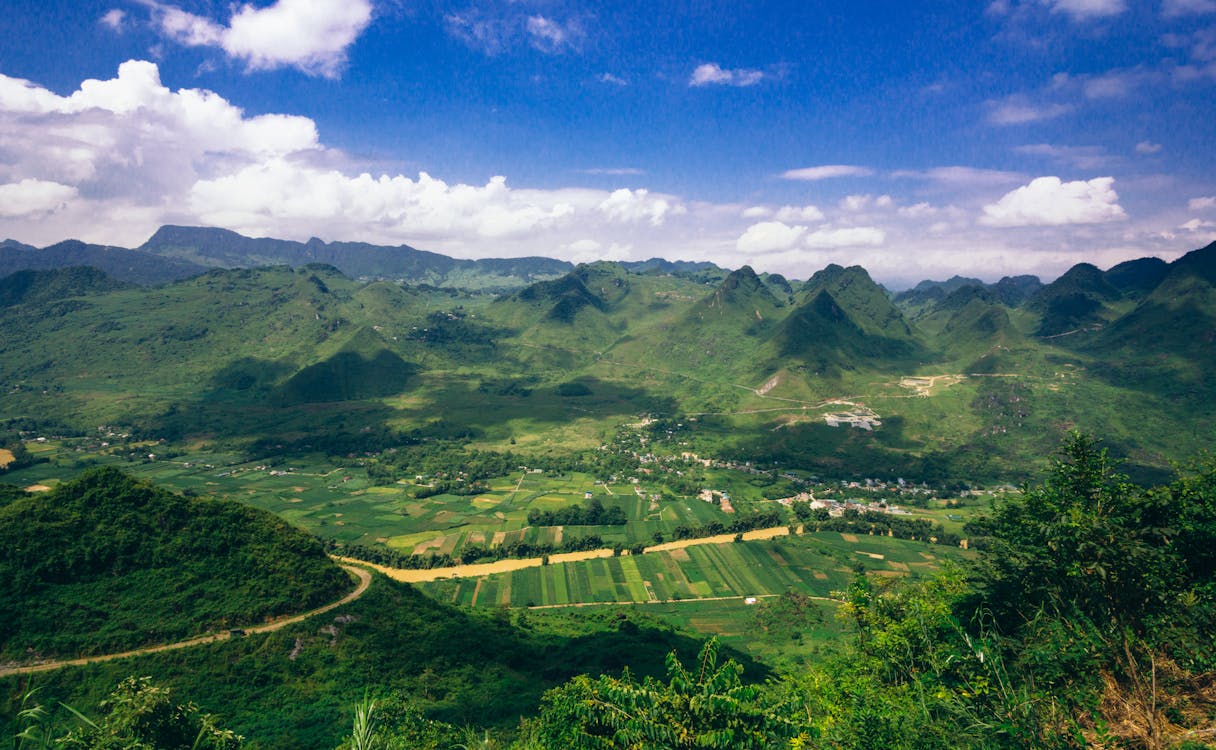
[{"x1": 1, "y1": 0, "x2": 1214, "y2": 286}]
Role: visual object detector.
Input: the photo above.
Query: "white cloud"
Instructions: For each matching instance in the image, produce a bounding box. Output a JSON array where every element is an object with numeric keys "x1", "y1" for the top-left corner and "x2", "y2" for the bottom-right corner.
[
  {"x1": 100, "y1": 9, "x2": 126, "y2": 31},
  {"x1": 892, "y1": 166, "x2": 1026, "y2": 186},
  {"x1": 599, "y1": 73, "x2": 627, "y2": 86},
  {"x1": 1180, "y1": 218, "x2": 1216, "y2": 231},
  {"x1": 1136, "y1": 141, "x2": 1163, "y2": 155},
  {"x1": 1163, "y1": 0, "x2": 1216, "y2": 17},
  {"x1": 1190, "y1": 196, "x2": 1216, "y2": 210},
  {"x1": 780, "y1": 165, "x2": 873, "y2": 181},
  {"x1": 526, "y1": 16, "x2": 583, "y2": 54},
  {"x1": 737, "y1": 221, "x2": 807, "y2": 253},
  {"x1": 0, "y1": 179, "x2": 78, "y2": 217},
  {"x1": 444, "y1": 11, "x2": 511, "y2": 55},
  {"x1": 986, "y1": 95, "x2": 1071, "y2": 125},
  {"x1": 1042, "y1": 0, "x2": 1126, "y2": 20},
  {"x1": 741, "y1": 206, "x2": 771, "y2": 219},
  {"x1": 804, "y1": 227, "x2": 886, "y2": 248},
  {"x1": 898, "y1": 202, "x2": 938, "y2": 219},
  {"x1": 980, "y1": 176, "x2": 1127, "y2": 226},
  {"x1": 188, "y1": 163, "x2": 582, "y2": 240},
  {"x1": 142, "y1": 0, "x2": 372, "y2": 78},
  {"x1": 596, "y1": 188, "x2": 682, "y2": 225},
  {"x1": 1016, "y1": 143, "x2": 1110, "y2": 169},
  {"x1": 774, "y1": 204, "x2": 825, "y2": 222},
  {"x1": 689, "y1": 63, "x2": 765, "y2": 88}
]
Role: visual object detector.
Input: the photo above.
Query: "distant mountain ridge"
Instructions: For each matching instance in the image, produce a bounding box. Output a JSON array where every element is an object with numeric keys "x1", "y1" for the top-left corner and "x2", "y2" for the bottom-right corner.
[{"x1": 140, "y1": 225, "x2": 572, "y2": 290}]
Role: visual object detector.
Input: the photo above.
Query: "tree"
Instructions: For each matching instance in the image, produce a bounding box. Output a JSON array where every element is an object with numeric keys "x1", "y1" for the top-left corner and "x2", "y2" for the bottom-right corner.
[
  {"x1": 59, "y1": 676, "x2": 242, "y2": 749},
  {"x1": 975, "y1": 433, "x2": 1181, "y2": 638},
  {"x1": 529, "y1": 639, "x2": 797, "y2": 749}
]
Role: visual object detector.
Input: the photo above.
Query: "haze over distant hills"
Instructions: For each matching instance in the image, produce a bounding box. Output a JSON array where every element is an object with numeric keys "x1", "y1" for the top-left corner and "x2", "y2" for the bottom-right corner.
[{"x1": 0, "y1": 224, "x2": 1179, "y2": 294}]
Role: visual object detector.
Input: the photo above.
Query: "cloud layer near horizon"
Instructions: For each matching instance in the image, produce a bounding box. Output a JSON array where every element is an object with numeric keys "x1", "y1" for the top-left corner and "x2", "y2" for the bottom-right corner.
[{"x1": 0, "y1": 61, "x2": 1209, "y2": 287}]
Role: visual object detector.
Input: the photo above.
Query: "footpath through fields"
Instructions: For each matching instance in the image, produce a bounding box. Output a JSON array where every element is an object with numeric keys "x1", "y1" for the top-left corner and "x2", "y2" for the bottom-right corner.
[
  {"x1": 334, "y1": 525, "x2": 798, "y2": 584},
  {"x1": 0, "y1": 565, "x2": 372, "y2": 678}
]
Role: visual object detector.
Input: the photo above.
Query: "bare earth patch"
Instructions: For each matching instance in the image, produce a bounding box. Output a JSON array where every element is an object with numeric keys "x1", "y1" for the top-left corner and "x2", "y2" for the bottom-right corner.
[
  {"x1": 0, "y1": 449, "x2": 14, "y2": 468},
  {"x1": 25, "y1": 484, "x2": 52, "y2": 492}
]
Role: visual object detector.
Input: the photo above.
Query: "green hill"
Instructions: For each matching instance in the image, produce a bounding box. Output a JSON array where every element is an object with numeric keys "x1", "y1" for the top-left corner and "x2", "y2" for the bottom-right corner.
[
  {"x1": 0, "y1": 467, "x2": 352, "y2": 661},
  {"x1": 0, "y1": 266, "x2": 129, "y2": 307}
]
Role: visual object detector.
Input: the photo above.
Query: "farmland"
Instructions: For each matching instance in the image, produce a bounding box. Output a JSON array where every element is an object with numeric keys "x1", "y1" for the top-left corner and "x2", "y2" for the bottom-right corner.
[{"x1": 417, "y1": 532, "x2": 965, "y2": 608}]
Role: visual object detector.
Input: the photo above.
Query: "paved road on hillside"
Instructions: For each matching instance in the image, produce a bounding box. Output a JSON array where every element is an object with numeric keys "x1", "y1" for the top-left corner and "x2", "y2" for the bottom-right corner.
[{"x1": 0, "y1": 565, "x2": 372, "y2": 678}]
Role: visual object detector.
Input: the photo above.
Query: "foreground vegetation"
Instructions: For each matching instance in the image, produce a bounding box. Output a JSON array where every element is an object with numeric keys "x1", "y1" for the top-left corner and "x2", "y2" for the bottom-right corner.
[{"x1": 6, "y1": 435, "x2": 1214, "y2": 748}]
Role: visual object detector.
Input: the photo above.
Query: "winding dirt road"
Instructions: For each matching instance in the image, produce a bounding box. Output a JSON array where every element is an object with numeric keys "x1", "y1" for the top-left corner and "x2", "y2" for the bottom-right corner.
[
  {"x1": 0, "y1": 565, "x2": 372, "y2": 678},
  {"x1": 333, "y1": 525, "x2": 797, "y2": 584}
]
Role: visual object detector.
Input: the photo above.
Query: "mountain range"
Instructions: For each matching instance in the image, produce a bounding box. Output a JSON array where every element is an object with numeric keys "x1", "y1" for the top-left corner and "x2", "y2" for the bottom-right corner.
[{"x1": 1, "y1": 225, "x2": 1213, "y2": 483}]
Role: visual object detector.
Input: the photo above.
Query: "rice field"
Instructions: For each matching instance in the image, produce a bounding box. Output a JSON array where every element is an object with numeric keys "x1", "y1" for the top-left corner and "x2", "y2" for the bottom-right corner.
[{"x1": 416, "y1": 532, "x2": 963, "y2": 608}]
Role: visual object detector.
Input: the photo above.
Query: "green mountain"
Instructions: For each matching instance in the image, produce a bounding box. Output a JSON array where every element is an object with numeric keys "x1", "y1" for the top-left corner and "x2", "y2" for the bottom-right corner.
[
  {"x1": 1104, "y1": 256, "x2": 1170, "y2": 298},
  {"x1": 0, "y1": 466, "x2": 351, "y2": 661},
  {"x1": 0, "y1": 239, "x2": 206, "y2": 285},
  {"x1": 273, "y1": 326, "x2": 418, "y2": 405},
  {"x1": 140, "y1": 225, "x2": 571, "y2": 290},
  {"x1": 0, "y1": 266, "x2": 129, "y2": 307},
  {"x1": 990, "y1": 274, "x2": 1043, "y2": 306},
  {"x1": 777, "y1": 265, "x2": 925, "y2": 374},
  {"x1": 1027, "y1": 262, "x2": 1124, "y2": 336}
]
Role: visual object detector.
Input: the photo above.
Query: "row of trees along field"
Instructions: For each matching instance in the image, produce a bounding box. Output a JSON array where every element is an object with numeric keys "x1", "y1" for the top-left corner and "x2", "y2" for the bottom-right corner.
[{"x1": 10, "y1": 434, "x2": 1216, "y2": 749}]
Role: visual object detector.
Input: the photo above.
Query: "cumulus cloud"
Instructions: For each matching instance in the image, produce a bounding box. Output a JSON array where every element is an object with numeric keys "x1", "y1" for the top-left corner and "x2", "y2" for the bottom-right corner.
[
  {"x1": 736, "y1": 221, "x2": 807, "y2": 253},
  {"x1": 774, "y1": 205, "x2": 825, "y2": 222},
  {"x1": 597, "y1": 188, "x2": 680, "y2": 225},
  {"x1": 980, "y1": 176, "x2": 1127, "y2": 226},
  {"x1": 1190, "y1": 196, "x2": 1216, "y2": 210},
  {"x1": 599, "y1": 73, "x2": 628, "y2": 86},
  {"x1": 804, "y1": 227, "x2": 886, "y2": 248},
  {"x1": 689, "y1": 63, "x2": 765, "y2": 87},
  {"x1": 1136, "y1": 141, "x2": 1164, "y2": 154},
  {"x1": 780, "y1": 165, "x2": 873, "y2": 181},
  {"x1": 141, "y1": 0, "x2": 372, "y2": 77},
  {"x1": 0, "y1": 179, "x2": 78, "y2": 217}
]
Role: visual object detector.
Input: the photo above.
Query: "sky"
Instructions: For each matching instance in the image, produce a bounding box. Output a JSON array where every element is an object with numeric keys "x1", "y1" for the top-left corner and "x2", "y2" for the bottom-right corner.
[{"x1": 1, "y1": 0, "x2": 1215, "y2": 287}]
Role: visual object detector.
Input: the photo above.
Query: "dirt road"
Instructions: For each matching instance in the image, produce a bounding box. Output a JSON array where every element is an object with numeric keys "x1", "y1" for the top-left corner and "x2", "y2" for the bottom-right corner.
[
  {"x1": 0, "y1": 565, "x2": 372, "y2": 678},
  {"x1": 334, "y1": 525, "x2": 797, "y2": 584}
]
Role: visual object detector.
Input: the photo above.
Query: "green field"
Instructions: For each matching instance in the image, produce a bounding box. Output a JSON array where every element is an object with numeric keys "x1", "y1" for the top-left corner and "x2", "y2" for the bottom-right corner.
[{"x1": 418, "y1": 532, "x2": 966, "y2": 608}]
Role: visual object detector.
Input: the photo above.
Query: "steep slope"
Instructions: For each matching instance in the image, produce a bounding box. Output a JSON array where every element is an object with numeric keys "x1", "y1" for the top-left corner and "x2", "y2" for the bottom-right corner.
[
  {"x1": 774, "y1": 265, "x2": 927, "y2": 375},
  {"x1": 1104, "y1": 257, "x2": 1170, "y2": 298},
  {"x1": 0, "y1": 239, "x2": 206, "y2": 285},
  {"x1": 937, "y1": 287, "x2": 1028, "y2": 361},
  {"x1": 0, "y1": 467, "x2": 352, "y2": 660},
  {"x1": 1087, "y1": 242, "x2": 1216, "y2": 361},
  {"x1": 799, "y1": 265, "x2": 916, "y2": 340},
  {"x1": 1027, "y1": 262, "x2": 1123, "y2": 336},
  {"x1": 990, "y1": 275, "x2": 1043, "y2": 307},
  {"x1": 631, "y1": 266, "x2": 783, "y2": 380},
  {"x1": 273, "y1": 326, "x2": 417, "y2": 405}
]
